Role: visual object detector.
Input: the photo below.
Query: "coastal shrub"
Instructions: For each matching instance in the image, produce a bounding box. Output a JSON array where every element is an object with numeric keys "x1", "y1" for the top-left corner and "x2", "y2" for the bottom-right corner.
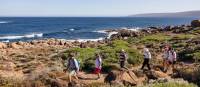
[
  {"x1": 103, "y1": 40, "x2": 142, "y2": 65},
  {"x1": 82, "y1": 59, "x2": 95, "y2": 72},
  {"x1": 193, "y1": 51, "x2": 200, "y2": 62},
  {"x1": 191, "y1": 28, "x2": 200, "y2": 34},
  {"x1": 149, "y1": 82, "x2": 197, "y2": 87},
  {"x1": 110, "y1": 40, "x2": 129, "y2": 49},
  {"x1": 126, "y1": 37, "x2": 140, "y2": 44},
  {"x1": 194, "y1": 67, "x2": 200, "y2": 86},
  {"x1": 102, "y1": 64, "x2": 119, "y2": 73},
  {"x1": 172, "y1": 42, "x2": 187, "y2": 48},
  {"x1": 172, "y1": 34, "x2": 196, "y2": 40},
  {"x1": 64, "y1": 47, "x2": 97, "y2": 71},
  {"x1": 62, "y1": 40, "x2": 143, "y2": 72},
  {"x1": 178, "y1": 49, "x2": 200, "y2": 62},
  {"x1": 127, "y1": 48, "x2": 143, "y2": 65},
  {"x1": 140, "y1": 34, "x2": 171, "y2": 44}
]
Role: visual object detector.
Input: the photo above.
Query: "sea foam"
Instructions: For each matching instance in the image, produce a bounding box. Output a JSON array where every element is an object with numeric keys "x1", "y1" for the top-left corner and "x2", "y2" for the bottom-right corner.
[
  {"x1": 0, "y1": 33, "x2": 43, "y2": 40},
  {"x1": 66, "y1": 37, "x2": 104, "y2": 42},
  {"x1": 0, "y1": 21, "x2": 10, "y2": 24},
  {"x1": 93, "y1": 30, "x2": 107, "y2": 34}
]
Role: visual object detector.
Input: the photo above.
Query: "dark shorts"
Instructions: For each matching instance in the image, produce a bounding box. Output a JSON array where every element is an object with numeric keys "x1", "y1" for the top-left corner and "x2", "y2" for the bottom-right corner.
[
  {"x1": 168, "y1": 61, "x2": 176, "y2": 65},
  {"x1": 173, "y1": 61, "x2": 176, "y2": 64},
  {"x1": 168, "y1": 61, "x2": 173, "y2": 64},
  {"x1": 120, "y1": 61, "x2": 125, "y2": 68}
]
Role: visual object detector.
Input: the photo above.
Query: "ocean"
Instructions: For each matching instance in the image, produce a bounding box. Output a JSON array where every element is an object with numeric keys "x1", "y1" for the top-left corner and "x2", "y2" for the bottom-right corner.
[{"x1": 0, "y1": 17, "x2": 197, "y2": 42}]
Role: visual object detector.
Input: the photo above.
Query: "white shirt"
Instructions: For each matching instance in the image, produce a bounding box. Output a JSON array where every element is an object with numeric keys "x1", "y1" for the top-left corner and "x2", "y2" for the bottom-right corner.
[
  {"x1": 144, "y1": 48, "x2": 151, "y2": 59},
  {"x1": 168, "y1": 51, "x2": 177, "y2": 62}
]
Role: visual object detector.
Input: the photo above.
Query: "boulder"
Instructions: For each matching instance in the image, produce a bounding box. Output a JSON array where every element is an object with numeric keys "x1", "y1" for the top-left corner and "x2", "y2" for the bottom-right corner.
[
  {"x1": 104, "y1": 70, "x2": 138, "y2": 86},
  {"x1": 191, "y1": 20, "x2": 200, "y2": 27},
  {"x1": 153, "y1": 70, "x2": 169, "y2": 78},
  {"x1": 16, "y1": 41, "x2": 24, "y2": 45},
  {"x1": 59, "y1": 40, "x2": 66, "y2": 45},
  {"x1": 10, "y1": 43, "x2": 22, "y2": 49},
  {"x1": 164, "y1": 26, "x2": 173, "y2": 31},
  {"x1": 104, "y1": 70, "x2": 118, "y2": 84},
  {"x1": 0, "y1": 42, "x2": 7, "y2": 49},
  {"x1": 30, "y1": 40, "x2": 38, "y2": 45},
  {"x1": 121, "y1": 71, "x2": 137, "y2": 86},
  {"x1": 145, "y1": 70, "x2": 158, "y2": 80},
  {"x1": 118, "y1": 30, "x2": 132, "y2": 37}
]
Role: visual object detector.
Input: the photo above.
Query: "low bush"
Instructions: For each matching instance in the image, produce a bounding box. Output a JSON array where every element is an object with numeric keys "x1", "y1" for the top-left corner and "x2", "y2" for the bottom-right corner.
[
  {"x1": 172, "y1": 34, "x2": 196, "y2": 40},
  {"x1": 150, "y1": 82, "x2": 197, "y2": 87},
  {"x1": 140, "y1": 34, "x2": 171, "y2": 44},
  {"x1": 61, "y1": 40, "x2": 143, "y2": 72}
]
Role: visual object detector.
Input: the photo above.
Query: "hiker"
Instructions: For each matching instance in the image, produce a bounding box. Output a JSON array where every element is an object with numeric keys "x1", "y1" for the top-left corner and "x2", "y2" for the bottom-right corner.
[
  {"x1": 119, "y1": 49, "x2": 128, "y2": 69},
  {"x1": 141, "y1": 47, "x2": 151, "y2": 70},
  {"x1": 65, "y1": 53, "x2": 79, "y2": 82},
  {"x1": 166, "y1": 47, "x2": 177, "y2": 70},
  {"x1": 94, "y1": 53, "x2": 102, "y2": 79},
  {"x1": 172, "y1": 48, "x2": 177, "y2": 69},
  {"x1": 162, "y1": 45, "x2": 169, "y2": 71}
]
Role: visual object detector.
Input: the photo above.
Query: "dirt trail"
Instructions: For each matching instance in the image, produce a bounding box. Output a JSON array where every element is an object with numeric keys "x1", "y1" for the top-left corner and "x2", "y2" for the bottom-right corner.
[{"x1": 78, "y1": 72, "x2": 105, "y2": 84}]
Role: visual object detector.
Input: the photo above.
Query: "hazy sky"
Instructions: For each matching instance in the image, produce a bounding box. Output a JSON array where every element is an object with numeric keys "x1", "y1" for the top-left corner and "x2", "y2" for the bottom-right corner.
[{"x1": 0, "y1": 0, "x2": 200, "y2": 17}]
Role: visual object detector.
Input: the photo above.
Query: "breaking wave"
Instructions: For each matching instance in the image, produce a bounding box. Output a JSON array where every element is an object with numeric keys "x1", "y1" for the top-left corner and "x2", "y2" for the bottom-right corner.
[
  {"x1": 0, "y1": 21, "x2": 10, "y2": 24},
  {"x1": 66, "y1": 37, "x2": 104, "y2": 42},
  {"x1": 0, "y1": 33, "x2": 43, "y2": 40}
]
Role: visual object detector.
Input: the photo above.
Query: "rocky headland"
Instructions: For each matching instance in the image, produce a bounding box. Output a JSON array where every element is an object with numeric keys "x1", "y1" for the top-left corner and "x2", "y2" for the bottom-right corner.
[{"x1": 0, "y1": 20, "x2": 200, "y2": 87}]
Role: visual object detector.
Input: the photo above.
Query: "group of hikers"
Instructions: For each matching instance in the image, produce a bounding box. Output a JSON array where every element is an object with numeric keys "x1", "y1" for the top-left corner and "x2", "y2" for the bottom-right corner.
[{"x1": 64, "y1": 44, "x2": 177, "y2": 82}]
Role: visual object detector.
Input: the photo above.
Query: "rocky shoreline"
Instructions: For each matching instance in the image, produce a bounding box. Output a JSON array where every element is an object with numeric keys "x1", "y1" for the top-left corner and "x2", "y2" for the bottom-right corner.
[
  {"x1": 0, "y1": 20, "x2": 200, "y2": 49},
  {"x1": 0, "y1": 19, "x2": 200, "y2": 87}
]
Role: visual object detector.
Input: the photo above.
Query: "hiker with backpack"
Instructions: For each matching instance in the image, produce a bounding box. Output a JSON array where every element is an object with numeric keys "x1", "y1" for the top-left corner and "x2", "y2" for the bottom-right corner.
[
  {"x1": 166, "y1": 47, "x2": 177, "y2": 70},
  {"x1": 65, "y1": 53, "x2": 79, "y2": 82},
  {"x1": 94, "y1": 53, "x2": 102, "y2": 79},
  {"x1": 119, "y1": 49, "x2": 128, "y2": 69},
  {"x1": 162, "y1": 45, "x2": 169, "y2": 71},
  {"x1": 141, "y1": 46, "x2": 151, "y2": 70}
]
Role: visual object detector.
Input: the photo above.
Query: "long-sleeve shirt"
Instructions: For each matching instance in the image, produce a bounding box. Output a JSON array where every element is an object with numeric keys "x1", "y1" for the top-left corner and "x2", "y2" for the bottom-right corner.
[{"x1": 144, "y1": 48, "x2": 151, "y2": 59}]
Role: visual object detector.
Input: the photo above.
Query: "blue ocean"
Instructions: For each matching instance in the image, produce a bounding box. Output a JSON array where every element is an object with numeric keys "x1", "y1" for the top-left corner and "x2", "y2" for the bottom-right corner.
[{"x1": 0, "y1": 17, "x2": 197, "y2": 42}]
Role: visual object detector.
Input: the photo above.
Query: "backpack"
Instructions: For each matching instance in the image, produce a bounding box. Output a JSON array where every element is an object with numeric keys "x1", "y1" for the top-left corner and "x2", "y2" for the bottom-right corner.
[
  {"x1": 167, "y1": 50, "x2": 176, "y2": 61},
  {"x1": 68, "y1": 58, "x2": 79, "y2": 71}
]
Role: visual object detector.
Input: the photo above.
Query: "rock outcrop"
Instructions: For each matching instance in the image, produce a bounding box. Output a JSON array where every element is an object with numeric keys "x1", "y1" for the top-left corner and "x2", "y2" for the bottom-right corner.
[
  {"x1": 191, "y1": 20, "x2": 200, "y2": 27},
  {"x1": 104, "y1": 70, "x2": 140, "y2": 86},
  {"x1": 0, "y1": 42, "x2": 7, "y2": 49}
]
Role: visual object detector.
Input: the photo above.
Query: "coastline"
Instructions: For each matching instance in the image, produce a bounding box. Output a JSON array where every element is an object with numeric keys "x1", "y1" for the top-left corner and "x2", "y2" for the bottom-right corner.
[
  {"x1": 0, "y1": 23, "x2": 197, "y2": 49},
  {"x1": 0, "y1": 19, "x2": 200, "y2": 87}
]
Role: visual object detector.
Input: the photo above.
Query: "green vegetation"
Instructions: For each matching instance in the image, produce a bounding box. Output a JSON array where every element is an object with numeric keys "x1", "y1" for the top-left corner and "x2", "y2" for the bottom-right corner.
[
  {"x1": 191, "y1": 27, "x2": 200, "y2": 34},
  {"x1": 172, "y1": 34, "x2": 196, "y2": 40},
  {"x1": 193, "y1": 51, "x2": 200, "y2": 62},
  {"x1": 149, "y1": 82, "x2": 197, "y2": 87},
  {"x1": 140, "y1": 34, "x2": 171, "y2": 44},
  {"x1": 61, "y1": 40, "x2": 143, "y2": 72}
]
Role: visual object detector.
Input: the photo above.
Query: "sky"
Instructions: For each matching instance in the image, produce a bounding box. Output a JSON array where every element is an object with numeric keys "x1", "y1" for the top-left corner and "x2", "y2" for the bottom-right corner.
[{"x1": 0, "y1": 0, "x2": 200, "y2": 17}]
